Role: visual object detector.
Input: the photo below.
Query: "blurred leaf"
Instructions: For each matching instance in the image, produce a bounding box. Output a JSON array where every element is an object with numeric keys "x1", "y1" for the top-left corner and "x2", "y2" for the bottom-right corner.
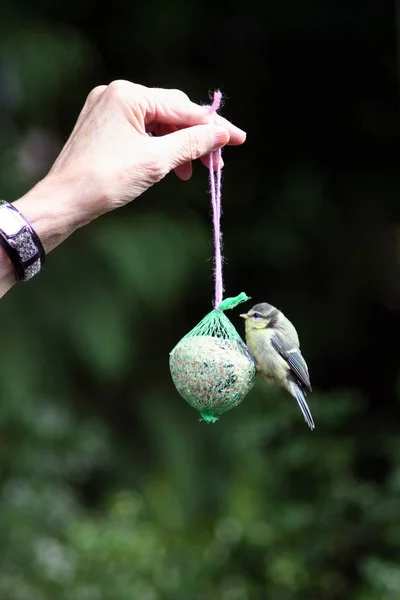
[{"x1": 90, "y1": 213, "x2": 208, "y2": 308}]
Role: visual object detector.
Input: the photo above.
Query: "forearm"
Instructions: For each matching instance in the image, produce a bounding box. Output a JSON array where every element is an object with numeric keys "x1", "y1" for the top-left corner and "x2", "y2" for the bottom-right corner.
[
  {"x1": 0, "y1": 175, "x2": 93, "y2": 299},
  {"x1": 0, "y1": 246, "x2": 15, "y2": 297}
]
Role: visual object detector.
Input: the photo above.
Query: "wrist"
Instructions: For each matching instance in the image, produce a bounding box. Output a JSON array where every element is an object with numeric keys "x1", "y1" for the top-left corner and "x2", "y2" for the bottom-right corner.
[{"x1": 13, "y1": 172, "x2": 99, "y2": 254}]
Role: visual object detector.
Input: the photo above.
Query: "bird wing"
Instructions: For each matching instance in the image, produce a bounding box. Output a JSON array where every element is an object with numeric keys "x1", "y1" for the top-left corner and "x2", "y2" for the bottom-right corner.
[{"x1": 272, "y1": 333, "x2": 312, "y2": 392}]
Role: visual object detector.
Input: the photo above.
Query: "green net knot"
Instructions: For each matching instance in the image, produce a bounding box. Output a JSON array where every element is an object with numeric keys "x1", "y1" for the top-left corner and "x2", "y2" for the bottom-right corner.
[
  {"x1": 218, "y1": 292, "x2": 251, "y2": 312},
  {"x1": 200, "y1": 410, "x2": 219, "y2": 424}
]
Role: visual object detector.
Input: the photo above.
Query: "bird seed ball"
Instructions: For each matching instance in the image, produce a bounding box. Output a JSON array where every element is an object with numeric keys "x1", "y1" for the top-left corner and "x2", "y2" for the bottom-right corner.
[{"x1": 170, "y1": 335, "x2": 256, "y2": 415}]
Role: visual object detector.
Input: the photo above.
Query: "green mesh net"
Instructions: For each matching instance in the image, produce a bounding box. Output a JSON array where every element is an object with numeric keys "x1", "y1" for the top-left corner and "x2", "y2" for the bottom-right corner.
[{"x1": 169, "y1": 293, "x2": 256, "y2": 423}]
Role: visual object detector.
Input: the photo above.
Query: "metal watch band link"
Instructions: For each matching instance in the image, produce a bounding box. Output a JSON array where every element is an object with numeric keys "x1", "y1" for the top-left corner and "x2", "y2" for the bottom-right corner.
[{"x1": 0, "y1": 200, "x2": 46, "y2": 281}]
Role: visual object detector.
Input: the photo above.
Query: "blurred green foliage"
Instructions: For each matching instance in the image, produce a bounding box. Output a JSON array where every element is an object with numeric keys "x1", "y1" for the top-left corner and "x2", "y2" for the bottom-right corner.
[{"x1": 1, "y1": 1, "x2": 400, "y2": 598}]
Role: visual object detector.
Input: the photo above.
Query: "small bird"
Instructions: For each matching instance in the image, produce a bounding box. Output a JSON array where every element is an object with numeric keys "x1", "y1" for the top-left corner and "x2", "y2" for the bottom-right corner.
[{"x1": 240, "y1": 302, "x2": 314, "y2": 430}]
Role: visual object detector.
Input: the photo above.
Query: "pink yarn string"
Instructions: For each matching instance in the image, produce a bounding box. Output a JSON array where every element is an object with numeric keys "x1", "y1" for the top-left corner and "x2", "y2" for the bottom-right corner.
[{"x1": 208, "y1": 90, "x2": 223, "y2": 309}]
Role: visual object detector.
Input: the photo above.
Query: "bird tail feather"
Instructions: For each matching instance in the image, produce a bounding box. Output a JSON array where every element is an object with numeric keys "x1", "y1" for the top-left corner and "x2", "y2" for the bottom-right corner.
[{"x1": 293, "y1": 384, "x2": 315, "y2": 430}]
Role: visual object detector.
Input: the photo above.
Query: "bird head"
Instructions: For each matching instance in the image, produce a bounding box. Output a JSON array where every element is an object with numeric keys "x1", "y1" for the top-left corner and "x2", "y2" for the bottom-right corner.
[{"x1": 240, "y1": 303, "x2": 279, "y2": 330}]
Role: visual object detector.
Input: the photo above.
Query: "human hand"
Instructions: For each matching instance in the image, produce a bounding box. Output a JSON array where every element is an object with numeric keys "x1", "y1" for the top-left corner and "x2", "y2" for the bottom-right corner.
[
  {"x1": 12, "y1": 81, "x2": 246, "y2": 258},
  {"x1": 48, "y1": 80, "x2": 246, "y2": 219}
]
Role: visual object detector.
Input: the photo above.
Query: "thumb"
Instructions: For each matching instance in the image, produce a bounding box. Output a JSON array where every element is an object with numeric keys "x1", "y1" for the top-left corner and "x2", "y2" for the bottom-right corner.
[{"x1": 156, "y1": 124, "x2": 230, "y2": 171}]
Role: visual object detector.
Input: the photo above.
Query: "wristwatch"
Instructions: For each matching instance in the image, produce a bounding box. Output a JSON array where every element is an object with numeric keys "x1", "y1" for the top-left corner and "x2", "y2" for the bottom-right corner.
[{"x1": 0, "y1": 200, "x2": 46, "y2": 281}]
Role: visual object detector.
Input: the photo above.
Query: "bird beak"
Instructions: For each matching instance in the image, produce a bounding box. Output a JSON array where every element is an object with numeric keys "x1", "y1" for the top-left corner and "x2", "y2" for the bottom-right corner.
[{"x1": 240, "y1": 313, "x2": 249, "y2": 319}]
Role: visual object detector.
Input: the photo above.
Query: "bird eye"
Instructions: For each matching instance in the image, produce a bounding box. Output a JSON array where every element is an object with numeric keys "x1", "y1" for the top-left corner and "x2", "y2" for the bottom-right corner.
[{"x1": 252, "y1": 312, "x2": 263, "y2": 319}]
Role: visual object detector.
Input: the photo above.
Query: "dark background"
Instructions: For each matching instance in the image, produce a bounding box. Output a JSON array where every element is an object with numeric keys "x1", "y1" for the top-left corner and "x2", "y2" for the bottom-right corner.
[{"x1": 1, "y1": 1, "x2": 400, "y2": 598}]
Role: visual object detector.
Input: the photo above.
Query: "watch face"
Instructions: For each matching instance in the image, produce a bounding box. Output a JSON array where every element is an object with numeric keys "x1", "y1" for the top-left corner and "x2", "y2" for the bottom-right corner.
[{"x1": 0, "y1": 205, "x2": 25, "y2": 236}]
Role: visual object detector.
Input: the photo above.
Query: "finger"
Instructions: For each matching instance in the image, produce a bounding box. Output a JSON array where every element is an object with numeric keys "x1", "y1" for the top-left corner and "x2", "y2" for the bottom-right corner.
[
  {"x1": 148, "y1": 89, "x2": 247, "y2": 145},
  {"x1": 155, "y1": 123, "x2": 230, "y2": 172},
  {"x1": 152, "y1": 118, "x2": 224, "y2": 177},
  {"x1": 174, "y1": 161, "x2": 193, "y2": 181},
  {"x1": 200, "y1": 154, "x2": 224, "y2": 170},
  {"x1": 212, "y1": 115, "x2": 247, "y2": 146},
  {"x1": 154, "y1": 125, "x2": 229, "y2": 176},
  {"x1": 104, "y1": 81, "x2": 247, "y2": 145},
  {"x1": 151, "y1": 122, "x2": 177, "y2": 137},
  {"x1": 149, "y1": 115, "x2": 245, "y2": 147}
]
